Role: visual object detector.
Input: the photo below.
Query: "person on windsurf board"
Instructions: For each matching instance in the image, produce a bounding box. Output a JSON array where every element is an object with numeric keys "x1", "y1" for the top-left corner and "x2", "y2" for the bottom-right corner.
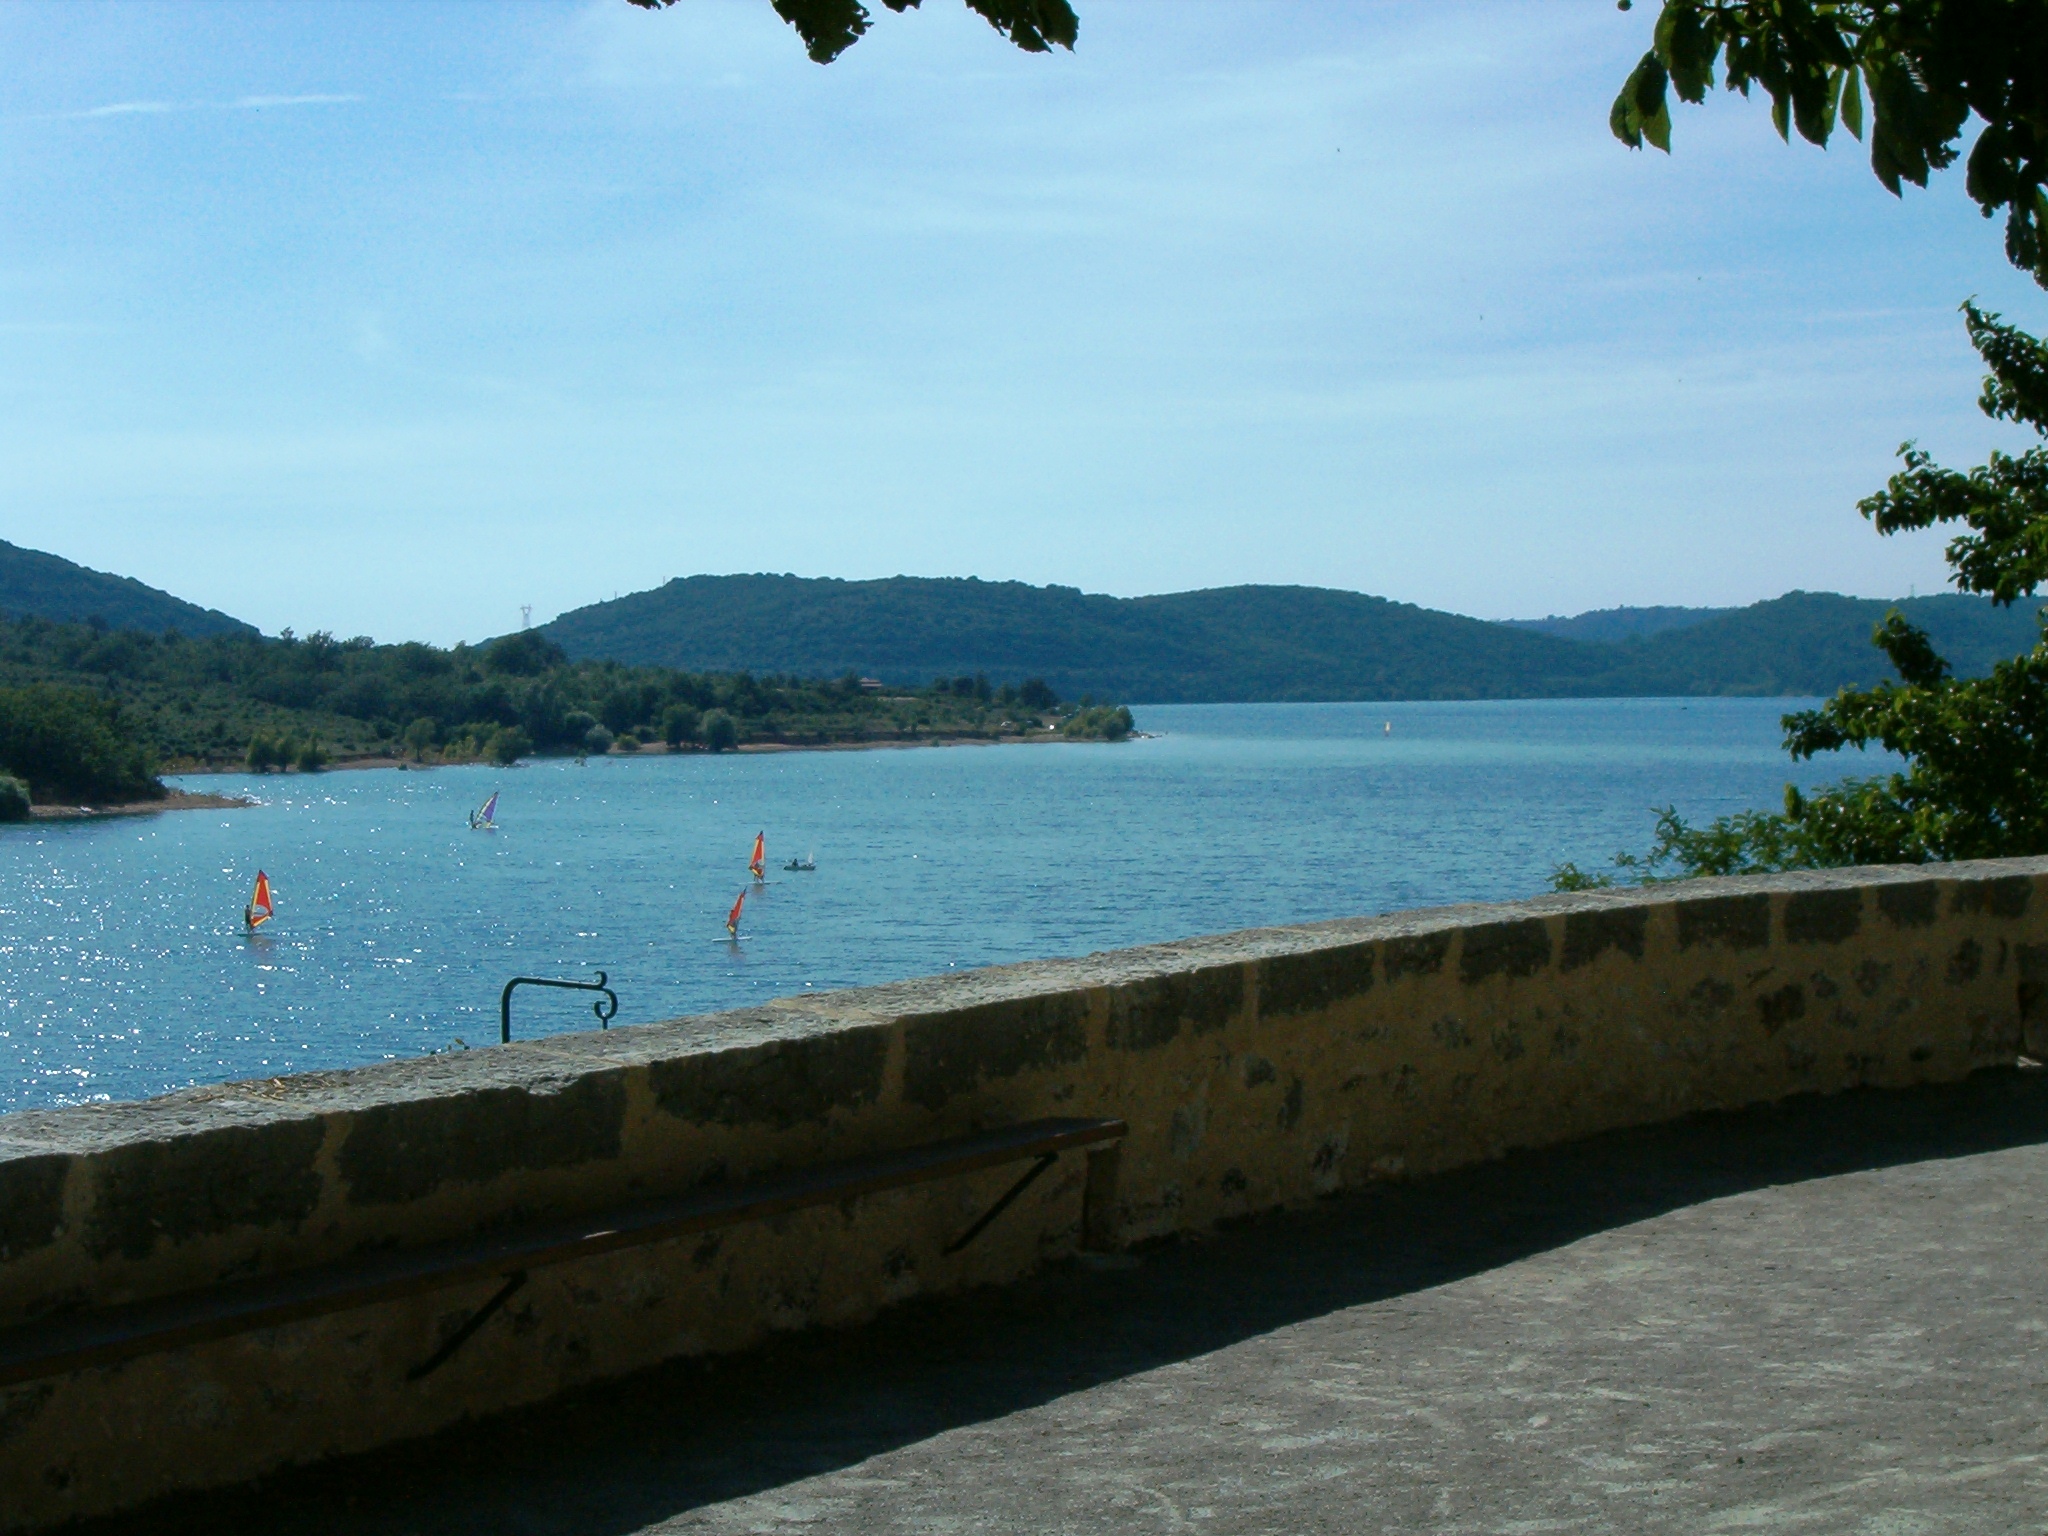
[
  {"x1": 749, "y1": 831, "x2": 766, "y2": 881},
  {"x1": 244, "y1": 870, "x2": 274, "y2": 932},
  {"x1": 469, "y1": 790, "x2": 499, "y2": 830},
  {"x1": 726, "y1": 887, "x2": 747, "y2": 938}
]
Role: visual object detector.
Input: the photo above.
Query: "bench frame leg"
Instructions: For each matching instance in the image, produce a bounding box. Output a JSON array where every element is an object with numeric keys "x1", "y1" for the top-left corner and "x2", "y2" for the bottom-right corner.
[
  {"x1": 943, "y1": 1153, "x2": 1059, "y2": 1255},
  {"x1": 1081, "y1": 1145, "x2": 1122, "y2": 1251},
  {"x1": 406, "y1": 1271, "x2": 528, "y2": 1381}
]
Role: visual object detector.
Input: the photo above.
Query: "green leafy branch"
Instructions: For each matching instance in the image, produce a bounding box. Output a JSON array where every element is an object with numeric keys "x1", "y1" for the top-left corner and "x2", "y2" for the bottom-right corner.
[
  {"x1": 1611, "y1": 1, "x2": 2048, "y2": 284},
  {"x1": 624, "y1": 0, "x2": 1077, "y2": 66}
]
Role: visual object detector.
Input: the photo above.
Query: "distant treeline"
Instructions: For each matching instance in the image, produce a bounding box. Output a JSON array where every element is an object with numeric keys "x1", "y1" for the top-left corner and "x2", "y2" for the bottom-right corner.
[{"x1": 0, "y1": 616, "x2": 1123, "y2": 801}]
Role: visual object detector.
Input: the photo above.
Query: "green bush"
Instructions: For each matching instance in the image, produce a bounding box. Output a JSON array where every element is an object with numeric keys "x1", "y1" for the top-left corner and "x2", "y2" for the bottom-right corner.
[
  {"x1": 1060, "y1": 705, "x2": 1134, "y2": 741},
  {"x1": 583, "y1": 724, "x2": 614, "y2": 755},
  {"x1": 488, "y1": 726, "x2": 531, "y2": 766},
  {"x1": 295, "y1": 736, "x2": 328, "y2": 772},
  {"x1": 699, "y1": 709, "x2": 738, "y2": 753},
  {"x1": 613, "y1": 732, "x2": 641, "y2": 753},
  {"x1": 403, "y1": 717, "x2": 438, "y2": 761},
  {"x1": 0, "y1": 684, "x2": 162, "y2": 802},
  {"x1": 661, "y1": 704, "x2": 700, "y2": 748},
  {"x1": 0, "y1": 774, "x2": 29, "y2": 822},
  {"x1": 246, "y1": 731, "x2": 284, "y2": 772}
]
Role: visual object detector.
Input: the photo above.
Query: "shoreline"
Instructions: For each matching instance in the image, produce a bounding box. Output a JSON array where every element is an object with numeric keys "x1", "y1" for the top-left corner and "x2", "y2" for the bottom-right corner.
[
  {"x1": 28, "y1": 789, "x2": 257, "y2": 821},
  {"x1": 166, "y1": 729, "x2": 1111, "y2": 780}
]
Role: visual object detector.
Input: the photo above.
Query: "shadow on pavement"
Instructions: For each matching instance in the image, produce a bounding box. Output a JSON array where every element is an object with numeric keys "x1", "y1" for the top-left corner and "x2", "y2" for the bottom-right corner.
[{"x1": 73, "y1": 1066, "x2": 2048, "y2": 1536}]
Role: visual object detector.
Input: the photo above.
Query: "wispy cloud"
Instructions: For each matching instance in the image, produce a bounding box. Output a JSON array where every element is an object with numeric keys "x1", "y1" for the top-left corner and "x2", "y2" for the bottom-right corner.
[
  {"x1": 231, "y1": 94, "x2": 361, "y2": 110},
  {"x1": 40, "y1": 93, "x2": 362, "y2": 123},
  {"x1": 76, "y1": 100, "x2": 177, "y2": 118}
]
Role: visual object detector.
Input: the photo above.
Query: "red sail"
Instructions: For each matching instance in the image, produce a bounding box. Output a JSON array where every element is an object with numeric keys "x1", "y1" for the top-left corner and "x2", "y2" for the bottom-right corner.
[
  {"x1": 248, "y1": 870, "x2": 273, "y2": 929},
  {"x1": 749, "y1": 832, "x2": 766, "y2": 879},
  {"x1": 726, "y1": 888, "x2": 746, "y2": 936}
]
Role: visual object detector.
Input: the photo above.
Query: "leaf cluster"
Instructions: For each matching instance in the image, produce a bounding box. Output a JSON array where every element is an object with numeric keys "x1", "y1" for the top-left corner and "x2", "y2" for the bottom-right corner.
[
  {"x1": 623, "y1": 0, "x2": 1075, "y2": 65},
  {"x1": 1860, "y1": 304, "x2": 2048, "y2": 602},
  {"x1": 1613, "y1": 1, "x2": 2048, "y2": 284}
]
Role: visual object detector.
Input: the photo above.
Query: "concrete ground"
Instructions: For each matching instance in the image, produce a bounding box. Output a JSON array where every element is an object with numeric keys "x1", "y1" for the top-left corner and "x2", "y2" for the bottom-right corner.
[{"x1": 78, "y1": 1069, "x2": 2048, "y2": 1535}]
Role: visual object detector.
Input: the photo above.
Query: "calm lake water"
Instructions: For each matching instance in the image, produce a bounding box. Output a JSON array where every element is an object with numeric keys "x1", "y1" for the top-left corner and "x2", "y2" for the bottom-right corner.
[{"x1": 0, "y1": 699, "x2": 1875, "y2": 1113}]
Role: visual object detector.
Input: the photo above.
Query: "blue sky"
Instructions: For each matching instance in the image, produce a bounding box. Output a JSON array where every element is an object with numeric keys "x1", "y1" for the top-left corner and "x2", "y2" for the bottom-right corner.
[{"x1": 2, "y1": 1, "x2": 2040, "y2": 645}]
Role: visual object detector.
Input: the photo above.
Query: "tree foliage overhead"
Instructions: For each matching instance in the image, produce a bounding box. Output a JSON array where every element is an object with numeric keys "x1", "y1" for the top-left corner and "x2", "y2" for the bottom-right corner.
[
  {"x1": 624, "y1": 0, "x2": 1076, "y2": 65},
  {"x1": 1559, "y1": 5, "x2": 2048, "y2": 885},
  {"x1": 1612, "y1": 1, "x2": 2048, "y2": 284}
]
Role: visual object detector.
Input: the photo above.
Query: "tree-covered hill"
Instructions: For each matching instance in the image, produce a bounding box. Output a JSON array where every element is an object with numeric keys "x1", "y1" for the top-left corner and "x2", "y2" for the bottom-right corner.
[
  {"x1": 538, "y1": 575, "x2": 1623, "y2": 703},
  {"x1": 537, "y1": 575, "x2": 2047, "y2": 702},
  {"x1": 1593, "y1": 593, "x2": 2047, "y2": 697},
  {"x1": 1117, "y1": 586, "x2": 1618, "y2": 701},
  {"x1": 1503, "y1": 605, "x2": 1728, "y2": 643},
  {"x1": 0, "y1": 540, "x2": 256, "y2": 639}
]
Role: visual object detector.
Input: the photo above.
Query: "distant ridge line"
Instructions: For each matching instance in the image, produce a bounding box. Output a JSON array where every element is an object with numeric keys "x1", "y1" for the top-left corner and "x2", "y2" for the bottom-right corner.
[
  {"x1": 0, "y1": 540, "x2": 256, "y2": 639},
  {"x1": 1503, "y1": 605, "x2": 1731, "y2": 644},
  {"x1": 534, "y1": 574, "x2": 2045, "y2": 704}
]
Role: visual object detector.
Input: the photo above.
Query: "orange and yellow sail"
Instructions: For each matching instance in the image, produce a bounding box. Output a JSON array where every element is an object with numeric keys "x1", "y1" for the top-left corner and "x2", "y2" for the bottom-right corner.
[
  {"x1": 749, "y1": 831, "x2": 766, "y2": 880},
  {"x1": 726, "y1": 887, "x2": 746, "y2": 937},
  {"x1": 246, "y1": 870, "x2": 273, "y2": 930}
]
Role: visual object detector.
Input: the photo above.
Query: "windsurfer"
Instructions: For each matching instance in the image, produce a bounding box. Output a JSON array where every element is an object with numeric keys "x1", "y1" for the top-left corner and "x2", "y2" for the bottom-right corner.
[{"x1": 245, "y1": 870, "x2": 274, "y2": 931}]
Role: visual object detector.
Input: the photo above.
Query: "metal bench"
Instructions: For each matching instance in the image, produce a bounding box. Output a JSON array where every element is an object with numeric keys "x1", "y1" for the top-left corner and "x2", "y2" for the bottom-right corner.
[{"x1": 0, "y1": 1115, "x2": 1127, "y2": 1388}]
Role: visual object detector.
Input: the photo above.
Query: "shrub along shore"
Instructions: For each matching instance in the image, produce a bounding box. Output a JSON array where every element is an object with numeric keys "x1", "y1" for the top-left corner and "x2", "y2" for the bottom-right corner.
[{"x1": 0, "y1": 617, "x2": 1133, "y2": 814}]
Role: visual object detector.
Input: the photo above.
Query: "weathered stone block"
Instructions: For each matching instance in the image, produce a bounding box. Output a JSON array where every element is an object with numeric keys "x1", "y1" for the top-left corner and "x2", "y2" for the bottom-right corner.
[
  {"x1": 1383, "y1": 931, "x2": 1450, "y2": 980},
  {"x1": 1559, "y1": 907, "x2": 1647, "y2": 971},
  {"x1": 339, "y1": 1077, "x2": 626, "y2": 1207},
  {"x1": 901, "y1": 993, "x2": 1087, "y2": 1109},
  {"x1": 1255, "y1": 945, "x2": 1372, "y2": 1018},
  {"x1": 1105, "y1": 967, "x2": 1244, "y2": 1050},
  {"x1": 1676, "y1": 894, "x2": 1769, "y2": 950},
  {"x1": 1785, "y1": 889, "x2": 1862, "y2": 945},
  {"x1": 86, "y1": 1120, "x2": 324, "y2": 1261},
  {"x1": 1952, "y1": 875, "x2": 2032, "y2": 919},
  {"x1": 1878, "y1": 880, "x2": 1939, "y2": 928},
  {"x1": 0, "y1": 1154, "x2": 66, "y2": 1263},
  {"x1": 1459, "y1": 920, "x2": 1551, "y2": 984},
  {"x1": 649, "y1": 1029, "x2": 888, "y2": 1129}
]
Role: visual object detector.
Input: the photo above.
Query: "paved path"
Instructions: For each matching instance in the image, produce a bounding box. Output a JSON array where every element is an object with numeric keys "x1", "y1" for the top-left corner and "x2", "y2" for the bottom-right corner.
[{"x1": 87, "y1": 1071, "x2": 2048, "y2": 1535}]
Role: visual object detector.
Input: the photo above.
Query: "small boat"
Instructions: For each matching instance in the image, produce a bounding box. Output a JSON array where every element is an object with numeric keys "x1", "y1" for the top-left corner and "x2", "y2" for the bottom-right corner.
[
  {"x1": 245, "y1": 870, "x2": 273, "y2": 932},
  {"x1": 726, "y1": 887, "x2": 747, "y2": 937},
  {"x1": 784, "y1": 852, "x2": 816, "y2": 872},
  {"x1": 748, "y1": 831, "x2": 766, "y2": 881},
  {"x1": 469, "y1": 791, "x2": 499, "y2": 831}
]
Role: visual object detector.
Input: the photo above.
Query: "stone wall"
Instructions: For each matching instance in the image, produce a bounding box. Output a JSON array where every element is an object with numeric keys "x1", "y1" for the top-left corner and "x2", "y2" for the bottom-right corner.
[{"x1": 2, "y1": 860, "x2": 2044, "y2": 1529}]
